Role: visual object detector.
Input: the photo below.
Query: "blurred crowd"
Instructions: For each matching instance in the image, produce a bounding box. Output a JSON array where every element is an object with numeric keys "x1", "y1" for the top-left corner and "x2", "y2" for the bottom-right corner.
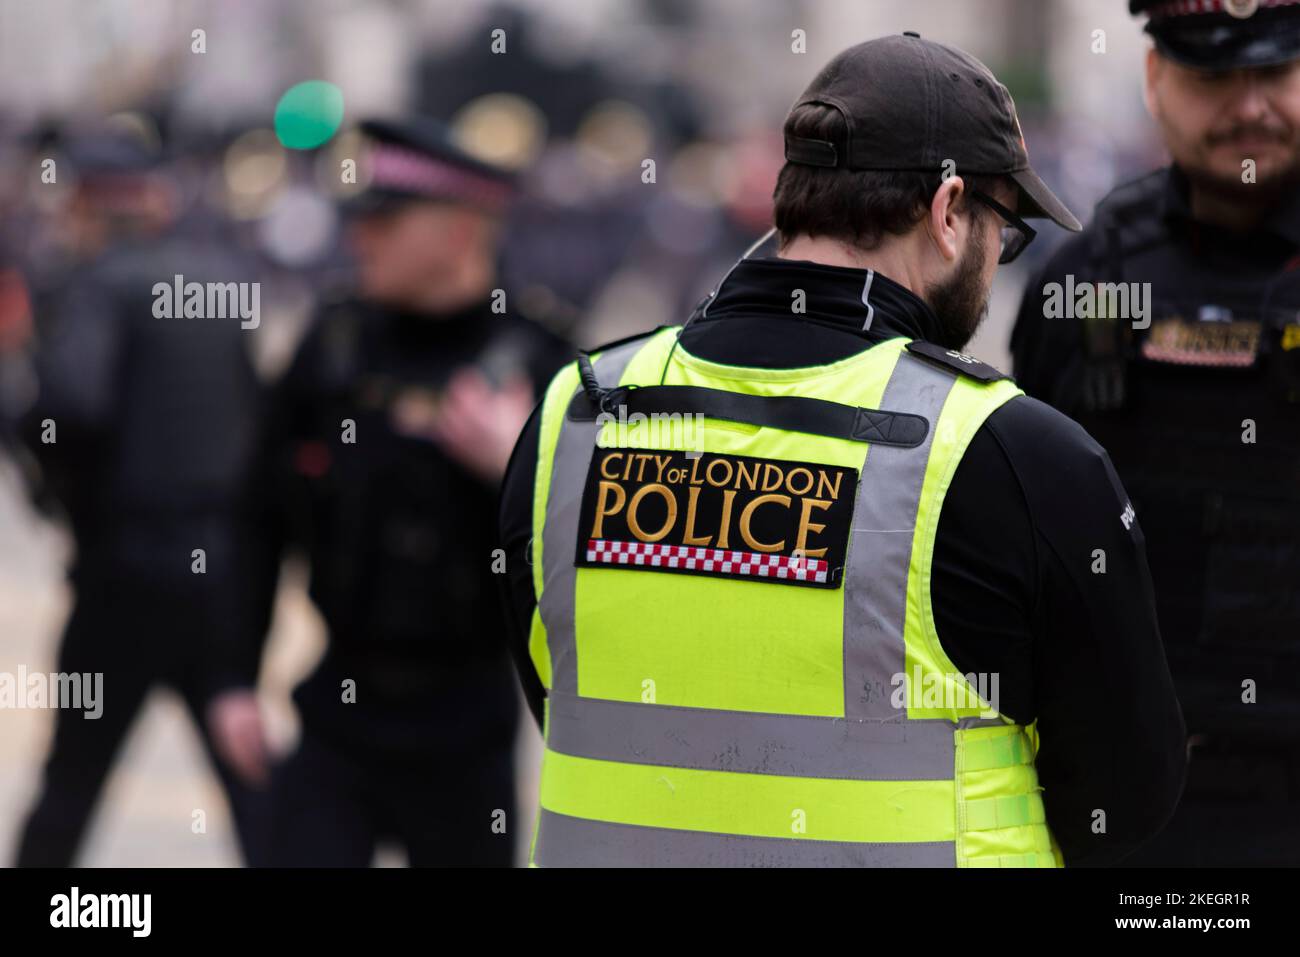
[{"x1": 0, "y1": 0, "x2": 1162, "y2": 866}]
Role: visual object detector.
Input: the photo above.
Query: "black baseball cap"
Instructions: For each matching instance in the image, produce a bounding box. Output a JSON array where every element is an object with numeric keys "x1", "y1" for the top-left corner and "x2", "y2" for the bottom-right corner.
[
  {"x1": 1131, "y1": 0, "x2": 1300, "y2": 71},
  {"x1": 783, "y1": 32, "x2": 1081, "y2": 231}
]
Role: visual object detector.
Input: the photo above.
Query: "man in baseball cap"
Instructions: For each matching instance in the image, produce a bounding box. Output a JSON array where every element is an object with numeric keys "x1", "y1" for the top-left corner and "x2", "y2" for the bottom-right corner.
[
  {"x1": 777, "y1": 31, "x2": 1080, "y2": 350},
  {"x1": 498, "y1": 34, "x2": 1185, "y2": 868}
]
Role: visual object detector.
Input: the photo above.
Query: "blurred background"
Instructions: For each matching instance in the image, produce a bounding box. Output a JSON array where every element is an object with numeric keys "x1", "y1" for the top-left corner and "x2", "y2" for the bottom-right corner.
[{"x1": 0, "y1": 0, "x2": 1165, "y2": 866}]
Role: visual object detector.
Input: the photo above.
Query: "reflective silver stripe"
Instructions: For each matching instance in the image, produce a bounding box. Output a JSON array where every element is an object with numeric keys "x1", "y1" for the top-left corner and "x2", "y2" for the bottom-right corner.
[
  {"x1": 860, "y1": 268, "x2": 875, "y2": 330},
  {"x1": 546, "y1": 690, "x2": 956, "y2": 780},
  {"x1": 842, "y1": 352, "x2": 958, "y2": 719},
  {"x1": 539, "y1": 340, "x2": 642, "y2": 695},
  {"x1": 536, "y1": 810, "x2": 955, "y2": 867},
  {"x1": 958, "y1": 715, "x2": 1008, "y2": 730}
]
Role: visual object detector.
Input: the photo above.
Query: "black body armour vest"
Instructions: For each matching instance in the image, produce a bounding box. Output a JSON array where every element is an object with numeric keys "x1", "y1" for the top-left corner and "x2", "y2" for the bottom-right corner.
[{"x1": 1076, "y1": 175, "x2": 1300, "y2": 734}]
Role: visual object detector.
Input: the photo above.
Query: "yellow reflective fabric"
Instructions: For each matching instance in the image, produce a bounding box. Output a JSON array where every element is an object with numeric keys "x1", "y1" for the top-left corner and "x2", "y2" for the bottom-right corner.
[
  {"x1": 954, "y1": 724, "x2": 1057, "y2": 867},
  {"x1": 528, "y1": 328, "x2": 1062, "y2": 867},
  {"x1": 527, "y1": 608, "x2": 551, "y2": 691},
  {"x1": 904, "y1": 371, "x2": 1024, "y2": 720},
  {"x1": 528, "y1": 350, "x2": 585, "y2": 689},
  {"x1": 572, "y1": 331, "x2": 902, "y2": 714},
  {"x1": 539, "y1": 749, "x2": 956, "y2": 843}
]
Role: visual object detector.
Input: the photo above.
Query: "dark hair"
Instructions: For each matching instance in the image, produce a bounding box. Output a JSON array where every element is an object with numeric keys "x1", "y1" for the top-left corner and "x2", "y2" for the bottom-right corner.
[{"x1": 773, "y1": 103, "x2": 1000, "y2": 251}]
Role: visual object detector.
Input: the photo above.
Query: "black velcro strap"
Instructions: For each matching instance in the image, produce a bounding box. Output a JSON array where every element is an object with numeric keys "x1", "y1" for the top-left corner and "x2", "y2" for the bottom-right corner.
[
  {"x1": 567, "y1": 384, "x2": 928, "y2": 448},
  {"x1": 784, "y1": 137, "x2": 839, "y2": 168},
  {"x1": 905, "y1": 340, "x2": 1007, "y2": 383}
]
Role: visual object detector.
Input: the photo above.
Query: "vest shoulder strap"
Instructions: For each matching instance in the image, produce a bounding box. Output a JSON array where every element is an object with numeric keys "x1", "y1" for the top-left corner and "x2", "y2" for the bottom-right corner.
[
  {"x1": 904, "y1": 340, "x2": 1008, "y2": 382},
  {"x1": 1087, "y1": 168, "x2": 1169, "y2": 265}
]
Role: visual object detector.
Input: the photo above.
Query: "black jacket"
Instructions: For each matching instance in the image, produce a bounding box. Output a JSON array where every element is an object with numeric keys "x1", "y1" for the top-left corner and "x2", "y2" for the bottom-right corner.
[{"x1": 250, "y1": 294, "x2": 570, "y2": 756}]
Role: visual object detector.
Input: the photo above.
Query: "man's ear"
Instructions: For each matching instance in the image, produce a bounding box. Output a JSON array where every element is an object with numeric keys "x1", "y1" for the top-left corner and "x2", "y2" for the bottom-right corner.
[
  {"x1": 1143, "y1": 47, "x2": 1161, "y2": 121},
  {"x1": 927, "y1": 175, "x2": 964, "y2": 264}
]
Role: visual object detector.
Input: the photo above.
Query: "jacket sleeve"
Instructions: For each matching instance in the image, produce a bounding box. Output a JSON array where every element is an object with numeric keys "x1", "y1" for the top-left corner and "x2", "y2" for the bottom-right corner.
[
  {"x1": 497, "y1": 400, "x2": 548, "y2": 731},
  {"x1": 989, "y1": 397, "x2": 1187, "y2": 866},
  {"x1": 203, "y1": 318, "x2": 325, "y2": 698},
  {"x1": 19, "y1": 270, "x2": 126, "y2": 479}
]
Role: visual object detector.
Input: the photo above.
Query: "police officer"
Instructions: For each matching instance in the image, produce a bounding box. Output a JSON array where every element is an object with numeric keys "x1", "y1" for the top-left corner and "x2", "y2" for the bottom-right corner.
[
  {"x1": 5, "y1": 130, "x2": 268, "y2": 866},
  {"x1": 500, "y1": 34, "x2": 1186, "y2": 867},
  {"x1": 244, "y1": 117, "x2": 570, "y2": 866},
  {"x1": 1012, "y1": 0, "x2": 1300, "y2": 866}
]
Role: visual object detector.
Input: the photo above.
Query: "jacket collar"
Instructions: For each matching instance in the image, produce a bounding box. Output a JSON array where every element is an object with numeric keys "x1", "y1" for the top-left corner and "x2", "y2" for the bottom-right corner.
[
  {"x1": 696, "y1": 256, "x2": 944, "y2": 345},
  {"x1": 1162, "y1": 164, "x2": 1300, "y2": 247}
]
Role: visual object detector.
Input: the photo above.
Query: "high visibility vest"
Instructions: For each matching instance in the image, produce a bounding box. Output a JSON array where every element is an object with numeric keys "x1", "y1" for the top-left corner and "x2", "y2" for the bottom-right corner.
[{"x1": 526, "y1": 326, "x2": 1063, "y2": 867}]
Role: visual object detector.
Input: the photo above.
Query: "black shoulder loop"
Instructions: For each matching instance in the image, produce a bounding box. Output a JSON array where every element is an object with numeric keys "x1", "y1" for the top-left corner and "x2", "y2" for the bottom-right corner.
[
  {"x1": 905, "y1": 340, "x2": 1008, "y2": 383},
  {"x1": 1088, "y1": 169, "x2": 1168, "y2": 264}
]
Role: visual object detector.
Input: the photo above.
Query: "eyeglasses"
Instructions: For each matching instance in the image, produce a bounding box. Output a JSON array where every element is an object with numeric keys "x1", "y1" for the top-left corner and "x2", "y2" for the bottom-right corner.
[{"x1": 969, "y1": 189, "x2": 1036, "y2": 264}]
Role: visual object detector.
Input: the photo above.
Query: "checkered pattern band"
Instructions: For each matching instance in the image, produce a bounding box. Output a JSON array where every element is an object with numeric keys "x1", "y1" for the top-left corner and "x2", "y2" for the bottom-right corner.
[
  {"x1": 368, "y1": 142, "x2": 513, "y2": 208},
  {"x1": 1140, "y1": 342, "x2": 1257, "y2": 366},
  {"x1": 586, "y1": 538, "x2": 829, "y2": 583},
  {"x1": 1146, "y1": 0, "x2": 1298, "y2": 19}
]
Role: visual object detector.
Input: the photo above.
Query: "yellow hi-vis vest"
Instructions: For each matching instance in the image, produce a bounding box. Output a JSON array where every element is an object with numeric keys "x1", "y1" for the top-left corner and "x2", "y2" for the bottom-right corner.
[{"x1": 526, "y1": 326, "x2": 1063, "y2": 867}]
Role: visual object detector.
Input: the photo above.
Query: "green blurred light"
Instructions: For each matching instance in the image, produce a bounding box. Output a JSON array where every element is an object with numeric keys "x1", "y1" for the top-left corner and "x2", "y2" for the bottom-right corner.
[{"x1": 274, "y1": 81, "x2": 344, "y2": 150}]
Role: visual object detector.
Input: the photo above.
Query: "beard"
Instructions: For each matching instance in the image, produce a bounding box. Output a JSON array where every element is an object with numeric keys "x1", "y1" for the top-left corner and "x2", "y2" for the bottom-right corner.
[
  {"x1": 1185, "y1": 123, "x2": 1300, "y2": 202},
  {"x1": 924, "y1": 223, "x2": 991, "y2": 351},
  {"x1": 1185, "y1": 157, "x2": 1300, "y2": 203}
]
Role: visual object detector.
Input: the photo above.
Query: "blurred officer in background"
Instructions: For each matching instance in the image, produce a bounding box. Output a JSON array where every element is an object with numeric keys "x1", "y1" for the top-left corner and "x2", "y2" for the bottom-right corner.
[
  {"x1": 235, "y1": 117, "x2": 569, "y2": 866},
  {"x1": 1012, "y1": 0, "x2": 1300, "y2": 866},
  {"x1": 500, "y1": 34, "x2": 1185, "y2": 867},
  {"x1": 3, "y1": 130, "x2": 268, "y2": 866}
]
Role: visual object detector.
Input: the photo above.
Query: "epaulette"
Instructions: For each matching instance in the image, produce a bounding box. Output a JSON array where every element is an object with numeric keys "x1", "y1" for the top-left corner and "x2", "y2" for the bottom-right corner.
[
  {"x1": 1087, "y1": 168, "x2": 1170, "y2": 263},
  {"x1": 905, "y1": 340, "x2": 1008, "y2": 383}
]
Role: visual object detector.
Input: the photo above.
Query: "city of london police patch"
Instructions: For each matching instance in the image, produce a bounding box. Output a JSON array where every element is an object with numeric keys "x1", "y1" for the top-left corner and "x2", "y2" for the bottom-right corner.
[{"x1": 574, "y1": 448, "x2": 857, "y2": 588}]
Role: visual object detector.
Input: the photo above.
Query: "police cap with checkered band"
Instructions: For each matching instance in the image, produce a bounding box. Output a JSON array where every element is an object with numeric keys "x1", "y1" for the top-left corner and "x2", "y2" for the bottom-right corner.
[{"x1": 1132, "y1": 0, "x2": 1300, "y2": 71}]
